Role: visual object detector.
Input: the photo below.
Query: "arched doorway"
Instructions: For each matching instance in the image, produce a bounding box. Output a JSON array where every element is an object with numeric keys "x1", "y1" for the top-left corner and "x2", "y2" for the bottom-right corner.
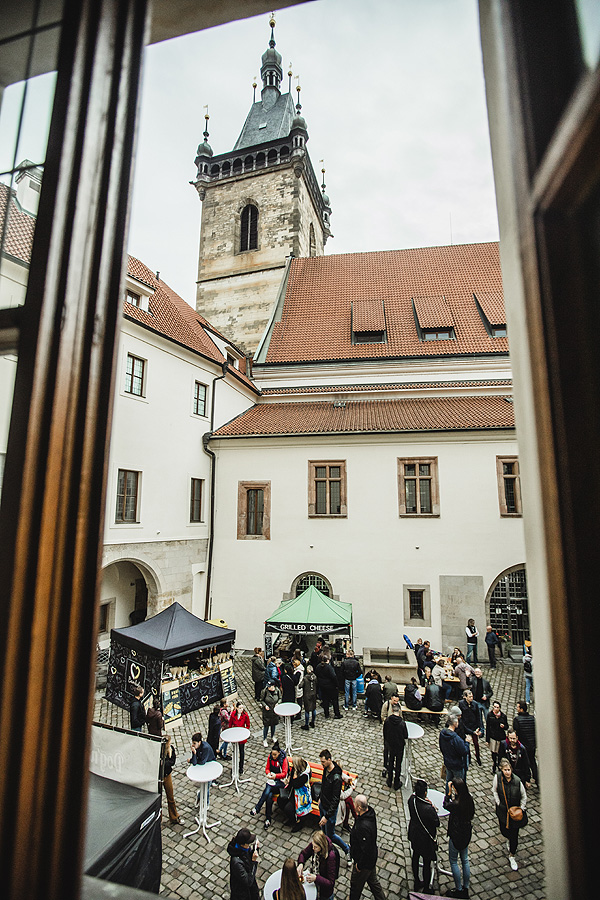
[
  {"x1": 292, "y1": 571, "x2": 333, "y2": 597},
  {"x1": 487, "y1": 565, "x2": 530, "y2": 647},
  {"x1": 99, "y1": 558, "x2": 160, "y2": 647}
]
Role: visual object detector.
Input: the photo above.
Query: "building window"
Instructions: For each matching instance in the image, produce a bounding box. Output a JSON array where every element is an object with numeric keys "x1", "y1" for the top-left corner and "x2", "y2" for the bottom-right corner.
[
  {"x1": 98, "y1": 599, "x2": 115, "y2": 636},
  {"x1": 398, "y1": 458, "x2": 440, "y2": 516},
  {"x1": 190, "y1": 478, "x2": 203, "y2": 522},
  {"x1": 497, "y1": 456, "x2": 522, "y2": 516},
  {"x1": 240, "y1": 204, "x2": 258, "y2": 251},
  {"x1": 422, "y1": 328, "x2": 455, "y2": 341},
  {"x1": 115, "y1": 469, "x2": 140, "y2": 523},
  {"x1": 491, "y1": 325, "x2": 507, "y2": 337},
  {"x1": 403, "y1": 584, "x2": 432, "y2": 626},
  {"x1": 124, "y1": 353, "x2": 145, "y2": 396},
  {"x1": 353, "y1": 330, "x2": 386, "y2": 343},
  {"x1": 309, "y1": 223, "x2": 316, "y2": 257},
  {"x1": 193, "y1": 381, "x2": 207, "y2": 416},
  {"x1": 125, "y1": 289, "x2": 141, "y2": 307},
  {"x1": 308, "y1": 461, "x2": 347, "y2": 517},
  {"x1": 294, "y1": 572, "x2": 332, "y2": 597},
  {"x1": 237, "y1": 481, "x2": 271, "y2": 539}
]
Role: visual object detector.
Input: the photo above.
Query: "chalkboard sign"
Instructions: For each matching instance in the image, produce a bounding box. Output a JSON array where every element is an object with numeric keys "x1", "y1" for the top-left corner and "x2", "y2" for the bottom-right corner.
[
  {"x1": 219, "y1": 660, "x2": 238, "y2": 700},
  {"x1": 179, "y1": 670, "x2": 222, "y2": 715},
  {"x1": 161, "y1": 679, "x2": 182, "y2": 729}
]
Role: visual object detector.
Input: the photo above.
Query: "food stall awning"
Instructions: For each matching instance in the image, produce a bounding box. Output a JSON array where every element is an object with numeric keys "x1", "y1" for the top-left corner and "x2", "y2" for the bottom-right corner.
[
  {"x1": 265, "y1": 586, "x2": 353, "y2": 634},
  {"x1": 111, "y1": 601, "x2": 235, "y2": 659}
]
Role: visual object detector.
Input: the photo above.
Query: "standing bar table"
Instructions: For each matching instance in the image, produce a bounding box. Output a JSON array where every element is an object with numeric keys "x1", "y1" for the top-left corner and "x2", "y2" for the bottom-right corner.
[
  {"x1": 426, "y1": 787, "x2": 452, "y2": 878},
  {"x1": 274, "y1": 702, "x2": 301, "y2": 756},
  {"x1": 184, "y1": 760, "x2": 223, "y2": 842},
  {"x1": 401, "y1": 721, "x2": 424, "y2": 785},
  {"x1": 218, "y1": 726, "x2": 251, "y2": 793}
]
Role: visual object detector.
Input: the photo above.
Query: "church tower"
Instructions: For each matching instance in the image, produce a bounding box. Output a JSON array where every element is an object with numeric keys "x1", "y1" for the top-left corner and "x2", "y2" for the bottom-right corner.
[{"x1": 192, "y1": 17, "x2": 332, "y2": 355}]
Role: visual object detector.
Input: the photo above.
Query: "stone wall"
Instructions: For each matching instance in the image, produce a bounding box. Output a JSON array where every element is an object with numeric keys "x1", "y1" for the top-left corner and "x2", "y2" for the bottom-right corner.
[{"x1": 439, "y1": 574, "x2": 485, "y2": 656}]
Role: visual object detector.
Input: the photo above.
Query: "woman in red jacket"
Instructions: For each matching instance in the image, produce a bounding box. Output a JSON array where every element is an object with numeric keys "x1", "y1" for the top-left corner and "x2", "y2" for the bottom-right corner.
[
  {"x1": 250, "y1": 742, "x2": 289, "y2": 828},
  {"x1": 229, "y1": 700, "x2": 251, "y2": 774}
]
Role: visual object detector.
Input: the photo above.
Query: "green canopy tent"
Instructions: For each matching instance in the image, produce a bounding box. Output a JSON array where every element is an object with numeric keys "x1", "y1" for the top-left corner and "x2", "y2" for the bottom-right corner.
[{"x1": 264, "y1": 585, "x2": 353, "y2": 653}]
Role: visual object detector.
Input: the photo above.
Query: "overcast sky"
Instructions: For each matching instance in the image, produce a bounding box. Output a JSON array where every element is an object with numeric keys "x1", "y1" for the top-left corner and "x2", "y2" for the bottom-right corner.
[{"x1": 7, "y1": 0, "x2": 499, "y2": 305}]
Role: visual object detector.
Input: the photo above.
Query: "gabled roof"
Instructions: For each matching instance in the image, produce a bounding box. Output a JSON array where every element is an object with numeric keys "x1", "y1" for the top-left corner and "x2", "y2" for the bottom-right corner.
[
  {"x1": 233, "y1": 92, "x2": 295, "y2": 150},
  {"x1": 0, "y1": 181, "x2": 36, "y2": 263},
  {"x1": 212, "y1": 395, "x2": 515, "y2": 438},
  {"x1": 261, "y1": 242, "x2": 507, "y2": 364}
]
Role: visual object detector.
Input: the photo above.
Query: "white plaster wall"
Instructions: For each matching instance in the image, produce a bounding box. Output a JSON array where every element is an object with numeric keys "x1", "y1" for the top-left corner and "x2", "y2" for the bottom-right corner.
[{"x1": 209, "y1": 431, "x2": 526, "y2": 652}]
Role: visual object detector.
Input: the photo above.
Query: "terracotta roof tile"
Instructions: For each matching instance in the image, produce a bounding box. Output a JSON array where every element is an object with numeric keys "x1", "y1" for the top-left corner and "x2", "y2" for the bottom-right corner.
[
  {"x1": 475, "y1": 290, "x2": 505, "y2": 326},
  {"x1": 413, "y1": 295, "x2": 454, "y2": 329},
  {"x1": 127, "y1": 255, "x2": 159, "y2": 288},
  {"x1": 213, "y1": 396, "x2": 515, "y2": 437},
  {"x1": 353, "y1": 299, "x2": 386, "y2": 332},
  {"x1": 0, "y1": 182, "x2": 36, "y2": 264},
  {"x1": 262, "y1": 243, "x2": 507, "y2": 364},
  {"x1": 261, "y1": 380, "x2": 512, "y2": 396}
]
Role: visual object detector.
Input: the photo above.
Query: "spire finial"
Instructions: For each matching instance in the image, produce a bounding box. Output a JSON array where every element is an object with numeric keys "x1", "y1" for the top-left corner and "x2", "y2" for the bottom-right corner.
[
  {"x1": 288, "y1": 62, "x2": 293, "y2": 94},
  {"x1": 269, "y1": 11, "x2": 276, "y2": 47},
  {"x1": 252, "y1": 76, "x2": 257, "y2": 103},
  {"x1": 203, "y1": 104, "x2": 210, "y2": 140},
  {"x1": 319, "y1": 160, "x2": 326, "y2": 192},
  {"x1": 295, "y1": 75, "x2": 302, "y2": 113}
]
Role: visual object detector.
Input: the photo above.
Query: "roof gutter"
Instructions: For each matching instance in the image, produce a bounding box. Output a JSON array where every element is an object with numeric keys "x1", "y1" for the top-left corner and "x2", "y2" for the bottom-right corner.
[{"x1": 202, "y1": 360, "x2": 229, "y2": 620}]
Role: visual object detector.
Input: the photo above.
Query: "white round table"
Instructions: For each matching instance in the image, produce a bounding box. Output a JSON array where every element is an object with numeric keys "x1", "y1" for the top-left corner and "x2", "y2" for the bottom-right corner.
[
  {"x1": 184, "y1": 760, "x2": 223, "y2": 842},
  {"x1": 274, "y1": 702, "x2": 301, "y2": 756},
  {"x1": 263, "y1": 869, "x2": 317, "y2": 900},
  {"x1": 218, "y1": 726, "x2": 251, "y2": 793},
  {"x1": 402, "y1": 721, "x2": 425, "y2": 784}
]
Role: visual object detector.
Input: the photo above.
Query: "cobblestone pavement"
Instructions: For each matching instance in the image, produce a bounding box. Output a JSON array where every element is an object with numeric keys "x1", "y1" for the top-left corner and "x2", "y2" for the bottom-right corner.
[{"x1": 93, "y1": 657, "x2": 544, "y2": 900}]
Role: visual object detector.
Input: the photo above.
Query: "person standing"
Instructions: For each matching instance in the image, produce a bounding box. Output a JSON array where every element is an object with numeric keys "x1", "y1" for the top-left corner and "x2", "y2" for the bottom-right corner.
[
  {"x1": 382, "y1": 706, "x2": 408, "y2": 790},
  {"x1": 129, "y1": 686, "x2": 146, "y2": 732},
  {"x1": 252, "y1": 647, "x2": 266, "y2": 701},
  {"x1": 458, "y1": 690, "x2": 482, "y2": 766},
  {"x1": 275, "y1": 858, "x2": 306, "y2": 900},
  {"x1": 468, "y1": 668, "x2": 493, "y2": 736},
  {"x1": 408, "y1": 780, "x2": 440, "y2": 894},
  {"x1": 439, "y1": 715, "x2": 470, "y2": 787},
  {"x1": 443, "y1": 777, "x2": 474, "y2": 899},
  {"x1": 523, "y1": 643, "x2": 534, "y2": 703},
  {"x1": 486, "y1": 701, "x2": 509, "y2": 774},
  {"x1": 465, "y1": 620, "x2": 479, "y2": 664},
  {"x1": 207, "y1": 704, "x2": 221, "y2": 756},
  {"x1": 348, "y1": 794, "x2": 387, "y2": 900},
  {"x1": 318, "y1": 750, "x2": 352, "y2": 863},
  {"x1": 484, "y1": 626, "x2": 500, "y2": 668},
  {"x1": 146, "y1": 697, "x2": 163, "y2": 736},
  {"x1": 301, "y1": 664, "x2": 317, "y2": 730},
  {"x1": 218, "y1": 698, "x2": 232, "y2": 760},
  {"x1": 230, "y1": 700, "x2": 251, "y2": 775},
  {"x1": 261, "y1": 681, "x2": 281, "y2": 746},
  {"x1": 297, "y1": 831, "x2": 338, "y2": 900},
  {"x1": 342, "y1": 649, "x2": 362, "y2": 710},
  {"x1": 227, "y1": 827, "x2": 260, "y2": 900},
  {"x1": 163, "y1": 735, "x2": 184, "y2": 826},
  {"x1": 316, "y1": 652, "x2": 343, "y2": 719},
  {"x1": 513, "y1": 700, "x2": 538, "y2": 783},
  {"x1": 498, "y1": 729, "x2": 531, "y2": 787},
  {"x1": 292, "y1": 656, "x2": 305, "y2": 720},
  {"x1": 284, "y1": 755, "x2": 313, "y2": 832},
  {"x1": 493, "y1": 759, "x2": 527, "y2": 870}
]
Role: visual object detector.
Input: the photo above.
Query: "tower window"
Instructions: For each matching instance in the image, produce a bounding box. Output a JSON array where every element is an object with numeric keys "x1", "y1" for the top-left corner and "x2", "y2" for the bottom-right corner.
[
  {"x1": 240, "y1": 204, "x2": 258, "y2": 251},
  {"x1": 309, "y1": 224, "x2": 316, "y2": 257}
]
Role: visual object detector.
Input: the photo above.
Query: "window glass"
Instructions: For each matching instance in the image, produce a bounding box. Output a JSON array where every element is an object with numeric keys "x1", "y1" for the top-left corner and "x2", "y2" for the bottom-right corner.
[
  {"x1": 193, "y1": 381, "x2": 207, "y2": 416},
  {"x1": 315, "y1": 466, "x2": 326, "y2": 478},
  {"x1": 315, "y1": 480, "x2": 327, "y2": 515},
  {"x1": 190, "y1": 478, "x2": 203, "y2": 522},
  {"x1": 329, "y1": 480, "x2": 341, "y2": 515},
  {"x1": 405, "y1": 479, "x2": 417, "y2": 514},
  {"x1": 419, "y1": 479, "x2": 432, "y2": 514},
  {"x1": 116, "y1": 469, "x2": 139, "y2": 522},
  {"x1": 409, "y1": 590, "x2": 424, "y2": 619},
  {"x1": 125, "y1": 353, "x2": 145, "y2": 396},
  {"x1": 247, "y1": 488, "x2": 264, "y2": 535}
]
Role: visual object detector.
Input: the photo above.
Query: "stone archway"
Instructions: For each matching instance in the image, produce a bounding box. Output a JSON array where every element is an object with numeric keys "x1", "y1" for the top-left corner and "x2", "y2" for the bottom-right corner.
[
  {"x1": 291, "y1": 571, "x2": 333, "y2": 598},
  {"x1": 99, "y1": 556, "x2": 162, "y2": 645},
  {"x1": 485, "y1": 564, "x2": 530, "y2": 648}
]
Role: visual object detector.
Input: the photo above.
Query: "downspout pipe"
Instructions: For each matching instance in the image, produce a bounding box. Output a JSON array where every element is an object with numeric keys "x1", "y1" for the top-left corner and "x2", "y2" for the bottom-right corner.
[{"x1": 202, "y1": 360, "x2": 228, "y2": 620}]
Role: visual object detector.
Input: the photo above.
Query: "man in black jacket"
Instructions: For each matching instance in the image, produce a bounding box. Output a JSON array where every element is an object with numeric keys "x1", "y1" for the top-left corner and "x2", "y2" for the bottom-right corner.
[
  {"x1": 319, "y1": 749, "x2": 351, "y2": 862},
  {"x1": 498, "y1": 729, "x2": 532, "y2": 786},
  {"x1": 342, "y1": 649, "x2": 362, "y2": 710},
  {"x1": 513, "y1": 700, "x2": 538, "y2": 783},
  {"x1": 316, "y1": 652, "x2": 343, "y2": 719},
  {"x1": 458, "y1": 690, "x2": 483, "y2": 765},
  {"x1": 129, "y1": 686, "x2": 146, "y2": 732},
  {"x1": 349, "y1": 794, "x2": 387, "y2": 900},
  {"x1": 468, "y1": 667, "x2": 493, "y2": 736},
  {"x1": 382, "y1": 707, "x2": 408, "y2": 789},
  {"x1": 227, "y1": 827, "x2": 259, "y2": 900}
]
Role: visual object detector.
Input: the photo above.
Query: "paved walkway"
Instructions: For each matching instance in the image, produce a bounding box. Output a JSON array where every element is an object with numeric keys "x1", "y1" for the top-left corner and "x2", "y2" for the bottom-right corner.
[{"x1": 93, "y1": 657, "x2": 545, "y2": 899}]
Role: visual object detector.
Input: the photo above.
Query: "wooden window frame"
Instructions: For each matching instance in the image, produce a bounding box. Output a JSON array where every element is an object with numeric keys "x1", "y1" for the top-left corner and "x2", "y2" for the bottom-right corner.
[
  {"x1": 398, "y1": 457, "x2": 440, "y2": 517},
  {"x1": 308, "y1": 460, "x2": 347, "y2": 518},
  {"x1": 190, "y1": 477, "x2": 203, "y2": 522},
  {"x1": 193, "y1": 380, "x2": 207, "y2": 416},
  {"x1": 124, "y1": 352, "x2": 145, "y2": 396},
  {"x1": 496, "y1": 456, "x2": 522, "y2": 516},
  {"x1": 237, "y1": 480, "x2": 271, "y2": 540},
  {"x1": 125, "y1": 288, "x2": 141, "y2": 307},
  {"x1": 115, "y1": 469, "x2": 140, "y2": 523}
]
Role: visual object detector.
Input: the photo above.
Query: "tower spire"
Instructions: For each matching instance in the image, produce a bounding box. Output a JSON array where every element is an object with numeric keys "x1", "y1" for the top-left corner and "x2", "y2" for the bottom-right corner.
[{"x1": 260, "y1": 12, "x2": 283, "y2": 108}]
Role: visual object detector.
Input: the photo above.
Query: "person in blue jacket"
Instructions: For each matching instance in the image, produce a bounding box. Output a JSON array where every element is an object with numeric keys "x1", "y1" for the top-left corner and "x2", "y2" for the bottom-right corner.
[{"x1": 439, "y1": 715, "x2": 471, "y2": 788}]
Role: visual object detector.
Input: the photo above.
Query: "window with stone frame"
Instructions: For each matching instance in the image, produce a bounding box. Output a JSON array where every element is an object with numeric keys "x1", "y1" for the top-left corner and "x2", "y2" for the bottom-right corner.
[
  {"x1": 309, "y1": 223, "x2": 316, "y2": 257},
  {"x1": 240, "y1": 203, "x2": 258, "y2": 251},
  {"x1": 397, "y1": 457, "x2": 440, "y2": 516},
  {"x1": 115, "y1": 469, "x2": 140, "y2": 523},
  {"x1": 237, "y1": 480, "x2": 271, "y2": 539},
  {"x1": 496, "y1": 456, "x2": 522, "y2": 516},
  {"x1": 124, "y1": 353, "x2": 145, "y2": 396},
  {"x1": 308, "y1": 461, "x2": 347, "y2": 517},
  {"x1": 190, "y1": 478, "x2": 203, "y2": 522}
]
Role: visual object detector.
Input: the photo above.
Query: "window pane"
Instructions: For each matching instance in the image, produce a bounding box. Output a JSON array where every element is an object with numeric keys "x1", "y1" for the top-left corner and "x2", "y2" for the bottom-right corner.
[
  {"x1": 247, "y1": 488, "x2": 264, "y2": 534},
  {"x1": 329, "y1": 480, "x2": 341, "y2": 515},
  {"x1": 405, "y1": 479, "x2": 417, "y2": 513},
  {"x1": 190, "y1": 478, "x2": 202, "y2": 521},
  {"x1": 315, "y1": 466, "x2": 326, "y2": 478},
  {"x1": 329, "y1": 466, "x2": 340, "y2": 478},
  {"x1": 503, "y1": 462, "x2": 514, "y2": 475},
  {"x1": 504, "y1": 478, "x2": 516, "y2": 513},
  {"x1": 419, "y1": 479, "x2": 432, "y2": 514},
  {"x1": 404, "y1": 463, "x2": 416, "y2": 476},
  {"x1": 315, "y1": 480, "x2": 327, "y2": 514},
  {"x1": 194, "y1": 381, "x2": 206, "y2": 416},
  {"x1": 409, "y1": 590, "x2": 424, "y2": 618},
  {"x1": 419, "y1": 464, "x2": 430, "y2": 476}
]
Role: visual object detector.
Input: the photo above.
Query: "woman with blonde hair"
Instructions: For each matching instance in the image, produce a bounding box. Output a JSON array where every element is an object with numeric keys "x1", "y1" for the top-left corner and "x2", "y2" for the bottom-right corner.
[
  {"x1": 297, "y1": 831, "x2": 337, "y2": 900},
  {"x1": 493, "y1": 758, "x2": 527, "y2": 871},
  {"x1": 279, "y1": 755, "x2": 312, "y2": 832}
]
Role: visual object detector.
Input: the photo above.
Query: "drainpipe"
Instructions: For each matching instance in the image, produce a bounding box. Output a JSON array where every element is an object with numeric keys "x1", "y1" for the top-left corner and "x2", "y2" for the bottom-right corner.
[{"x1": 202, "y1": 360, "x2": 229, "y2": 620}]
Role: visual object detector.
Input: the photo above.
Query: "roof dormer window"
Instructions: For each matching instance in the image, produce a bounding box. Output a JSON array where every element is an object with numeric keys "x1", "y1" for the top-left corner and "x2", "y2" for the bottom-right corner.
[
  {"x1": 474, "y1": 291, "x2": 507, "y2": 338},
  {"x1": 422, "y1": 328, "x2": 455, "y2": 341},
  {"x1": 126, "y1": 289, "x2": 141, "y2": 307},
  {"x1": 412, "y1": 295, "x2": 456, "y2": 342},
  {"x1": 352, "y1": 299, "x2": 387, "y2": 345}
]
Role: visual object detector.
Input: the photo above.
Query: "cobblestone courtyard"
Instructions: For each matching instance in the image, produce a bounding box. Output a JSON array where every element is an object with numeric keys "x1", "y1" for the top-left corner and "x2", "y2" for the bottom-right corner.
[{"x1": 93, "y1": 657, "x2": 544, "y2": 900}]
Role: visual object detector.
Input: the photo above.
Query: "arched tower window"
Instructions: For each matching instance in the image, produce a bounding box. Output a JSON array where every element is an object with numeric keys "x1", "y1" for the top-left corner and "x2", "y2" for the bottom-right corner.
[
  {"x1": 240, "y1": 204, "x2": 258, "y2": 251},
  {"x1": 293, "y1": 572, "x2": 332, "y2": 597},
  {"x1": 309, "y1": 223, "x2": 316, "y2": 257}
]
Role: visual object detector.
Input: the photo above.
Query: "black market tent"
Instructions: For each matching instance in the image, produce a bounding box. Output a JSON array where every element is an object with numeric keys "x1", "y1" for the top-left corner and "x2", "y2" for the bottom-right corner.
[
  {"x1": 84, "y1": 773, "x2": 162, "y2": 892},
  {"x1": 111, "y1": 601, "x2": 235, "y2": 659},
  {"x1": 265, "y1": 585, "x2": 353, "y2": 636}
]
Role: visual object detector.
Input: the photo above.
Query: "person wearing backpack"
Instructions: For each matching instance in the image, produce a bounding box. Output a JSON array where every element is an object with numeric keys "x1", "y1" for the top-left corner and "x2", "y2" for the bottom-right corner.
[
  {"x1": 297, "y1": 830, "x2": 338, "y2": 900},
  {"x1": 348, "y1": 794, "x2": 387, "y2": 900}
]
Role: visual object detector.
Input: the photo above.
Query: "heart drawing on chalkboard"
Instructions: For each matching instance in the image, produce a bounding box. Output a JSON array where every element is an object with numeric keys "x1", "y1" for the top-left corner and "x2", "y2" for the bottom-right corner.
[{"x1": 131, "y1": 664, "x2": 140, "y2": 681}]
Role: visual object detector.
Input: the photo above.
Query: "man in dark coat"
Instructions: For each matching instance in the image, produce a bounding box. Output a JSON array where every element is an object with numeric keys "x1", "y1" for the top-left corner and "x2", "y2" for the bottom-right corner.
[
  {"x1": 408, "y1": 780, "x2": 440, "y2": 893},
  {"x1": 458, "y1": 690, "x2": 482, "y2": 765},
  {"x1": 227, "y1": 827, "x2": 259, "y2": 900},
  {"x1": 485, "y1": 625, "x2": 500, "y2": 667},
  {"x1": 342, "y1": 649, "x2": 362, "y2": 710},
  {"x1": 513, "y1": 700, "x2": 538, "y2": 783},
  {"x1": 349, "y1": 794, "x2": 387, "y2": 900},
  {"x1": 498, "y1": 728, "x2": 532, "y2": 786},
  {"x1": 468, "y1": 667, "x2": 493, "y2": 736},
  {"x1": 439, "y1": 716, "x2": 470, "y2": 786},
  {"x1": 319, "y1": 749, "x2": 351, "y2": 860},
  {"x1": 316, "y1": 653, "x2": 343, "y2": 719},
  {"x1": 382, "y1": 707, "x2": 408, "y2": 789},
  {"x1": 129, "y1": 686, "x2": 146, "y2": 732},
  {"x1": 309, "y1": 639, "x2": 325, "y2": 672},
  {"x1": 251, "y1": 648, "x2": 265, "y2": 701},
  {"x1": 188, "y1": 731, "x2": 215, "y2": 766}
]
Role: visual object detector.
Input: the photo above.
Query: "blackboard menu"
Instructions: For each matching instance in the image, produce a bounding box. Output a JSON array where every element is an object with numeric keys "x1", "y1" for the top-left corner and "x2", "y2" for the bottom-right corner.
[
  {"x1": 219, "y1": 660, "x2": 238, "y2": 700},
  {"x1": 179, "y1": 670, "x2": 222, "y2": 715},
  {"x1": 161, "y1": 679, "x2": 182, "y2": 729}
]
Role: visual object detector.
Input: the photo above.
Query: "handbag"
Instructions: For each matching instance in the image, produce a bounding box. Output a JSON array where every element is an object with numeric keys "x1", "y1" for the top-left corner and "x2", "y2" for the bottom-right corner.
[
  {"x1": 295, "y1": 783, "x2": 312, "y2": 817},
  {"x1": 440, "y1": 763, "x2": 447, "y2": 781},
  {"x1": 501, "y1": 776, "x2": 524, "y2": 828},
  {"x1": 508, "y1": 806, "x2": 523, "y2": 822}
]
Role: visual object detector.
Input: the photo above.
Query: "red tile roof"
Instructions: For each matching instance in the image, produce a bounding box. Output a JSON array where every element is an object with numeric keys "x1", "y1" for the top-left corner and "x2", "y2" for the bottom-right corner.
[
  {"x1": 353, "y1": 299, "x2": 386, "y2": 332},
  {"x1": 261, "y1": 380, "x2": 512, "y2": 396},
  {"x1": 213, "y1": 396, "x2": 515, "y2": 437},
  {"x1": 262, "y1": 243, "x2": 506, "y2": 364},
  {"x1": 475, "y1": 290, "x2": 505, "y2": 326},
  {"x1": 413, "y1": 295, "x2": 454, "y2": 329},
  {"x1": 0, "y1": 182, "x2": 36, "y2": 263}
]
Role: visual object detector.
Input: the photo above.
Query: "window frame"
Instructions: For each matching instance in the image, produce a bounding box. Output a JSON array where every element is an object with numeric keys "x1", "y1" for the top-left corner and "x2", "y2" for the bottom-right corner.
[
  {"x1": 124, "y1": 352, "x2": 146, "y2": 397},
  {"x1": 403, "y1": 584, "x2": 432, "y2": 627},
  {"x1": 190, "y1": 477, "x2": 203, "y2": 523},
  {"x1": 496, "y1": 455, "x2": 522, "y2": 517},
  {"x1": 193, "y1": 380, "x2": 207, "y2": 417},
  {"x1": 237, "y1": 480, "x2": 271, "y2": 540},
  {"x1": 308, "y1": 460, "x2": 348, "y2": 518},
  {"x1": 397, "y1": 457, "x2": 440, "y2": 517},
  {"x1": 115, "y1": 468, "x2": 141, "y2": 524},
  {"x1": 240, "y1": 203, "x2": 258, "y2": 252}
]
